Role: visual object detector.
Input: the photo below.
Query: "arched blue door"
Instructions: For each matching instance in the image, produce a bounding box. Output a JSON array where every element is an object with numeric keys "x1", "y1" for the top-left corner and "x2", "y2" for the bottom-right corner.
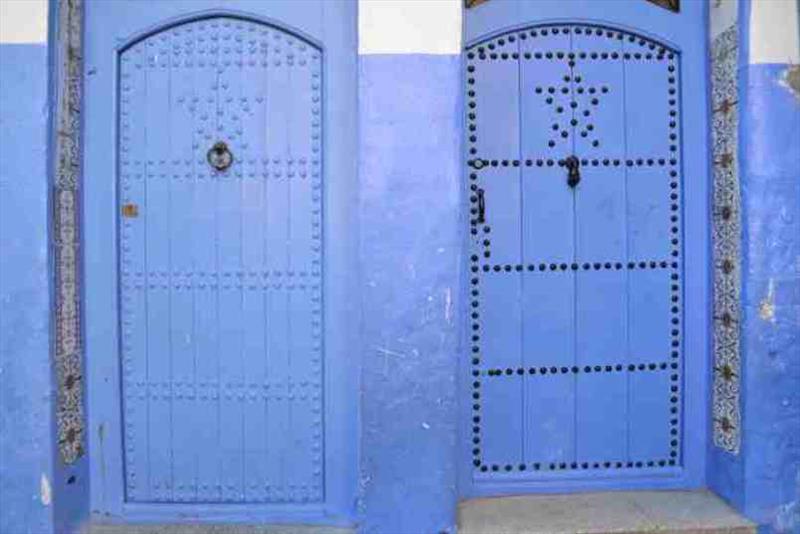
[
  {"x1": 118, "y1": 16, "x2": 323, "y2": 504},
  {"x1": 83, "y1": 1, "x2": 357, "y2": 521},
  {"x1": 462, "y1": 0, "x2": 709, "y2": 496}
]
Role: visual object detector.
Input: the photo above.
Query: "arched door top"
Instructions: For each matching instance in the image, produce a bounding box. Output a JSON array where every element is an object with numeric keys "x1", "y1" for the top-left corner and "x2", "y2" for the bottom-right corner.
[
  {"x1": 118, "y1": 11, "x2": 321, "y2": 55},
  {"x1": 467, "y1": 22, "x2": 677, "y2": 56}
]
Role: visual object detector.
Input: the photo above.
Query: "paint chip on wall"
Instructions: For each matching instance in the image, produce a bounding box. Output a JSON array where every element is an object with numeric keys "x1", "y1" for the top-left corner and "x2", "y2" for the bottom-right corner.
[{"x1": 40, "y1": 473, "x2": 51, "y2": 506}]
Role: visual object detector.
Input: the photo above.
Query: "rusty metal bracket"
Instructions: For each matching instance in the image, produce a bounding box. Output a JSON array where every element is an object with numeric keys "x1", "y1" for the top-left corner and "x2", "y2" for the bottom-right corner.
[
  {"x1": 465, "y1": 0, "x2": 489, "y2": 9},
  {"x1": 645, "y1": 0, "x2": 679, "y2": 13}
]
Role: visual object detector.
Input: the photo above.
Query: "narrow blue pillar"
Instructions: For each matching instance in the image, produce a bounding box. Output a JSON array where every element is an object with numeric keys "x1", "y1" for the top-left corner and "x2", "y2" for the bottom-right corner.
[
  {"x1": 0, "y1": 42, "x2": 56, "y2": 534},
  {"x1": 739, "y1": 59, "x2": 800, "y2": 533},
  {"x1": 358, "y1": 54, "x2": 462, "y2": 533}
]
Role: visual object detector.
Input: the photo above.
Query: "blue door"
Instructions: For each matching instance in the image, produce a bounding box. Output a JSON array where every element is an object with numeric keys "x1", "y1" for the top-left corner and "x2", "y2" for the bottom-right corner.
[
  {"x1": 463, "y1": 1, "x2": 710, "y2": 495},
  {"x1": 83, "y1": 1, "x2": 357, "y2": 521}
]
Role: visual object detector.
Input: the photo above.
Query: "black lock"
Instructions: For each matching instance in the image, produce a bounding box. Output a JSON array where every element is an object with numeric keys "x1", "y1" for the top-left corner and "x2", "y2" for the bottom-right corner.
[
  {"x1": 477, "y1": 188, "x2": 486, "y2": 223},
  {"x1": 565, "y1": 155, "x2": 581, "y2": 188}
]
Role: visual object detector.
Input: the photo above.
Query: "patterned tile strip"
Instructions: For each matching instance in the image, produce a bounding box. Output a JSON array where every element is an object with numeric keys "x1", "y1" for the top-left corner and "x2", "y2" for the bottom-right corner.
[
  {"x1": 54, "y1": 0, "x2": 85, "y2": 464},
  {"x1": 710, "y1": 24, "x2": 741, "y2": 454}
]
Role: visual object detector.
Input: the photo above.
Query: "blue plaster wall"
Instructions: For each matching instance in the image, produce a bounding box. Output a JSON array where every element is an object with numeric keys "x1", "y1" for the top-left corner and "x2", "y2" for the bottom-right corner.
[
  {"x1": 739, "y1": 62, "x2": 800, "y2": 533},
  {"x1": 358, "y1": 54, "x2": 462, "y2": 534},
  {"x1": 708, "y1": 434, "x2": 746, "y2": 513},
  {"x1": 0, "y1": 43, "x2": 56, "y2": 534}
]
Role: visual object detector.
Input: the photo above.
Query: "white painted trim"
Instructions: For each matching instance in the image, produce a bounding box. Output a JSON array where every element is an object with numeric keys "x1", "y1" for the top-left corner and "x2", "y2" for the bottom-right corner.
[
  {"x1": 359, "y1": 0, "x2": 462, "y2": 54},
  {"x1": 0, "y1": 0, "x2": 47, "y2": 44},
  {"x1": 710, "y1": 0, "x2": 738, "y2": 42},
  {"x1": 750, "y1": 0, "x2": 800, "y2": 64}
]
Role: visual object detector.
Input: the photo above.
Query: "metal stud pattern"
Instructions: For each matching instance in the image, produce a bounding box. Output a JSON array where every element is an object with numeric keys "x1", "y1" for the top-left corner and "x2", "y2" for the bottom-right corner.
[
  {"x1": 118, "y1": 16, "x2": 323, "y2": 503},
  {"x1": 54, "y1": 0, "x2": 85, "y2": 465},
  {"x1": 710, "y1": 24, "x2": 741, "y2": 454},
  {"x1": 465, "y1": 24, "x2": 683, "y2": 476}
]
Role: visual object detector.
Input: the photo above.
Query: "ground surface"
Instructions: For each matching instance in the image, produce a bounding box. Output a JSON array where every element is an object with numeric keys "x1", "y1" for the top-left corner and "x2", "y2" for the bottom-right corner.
[
  {"x1": 85, "y1": 525, "x2": 352, "y2": 534},
  {"x1": 458, "y1": 490, "x2": 755, "y2": 534},
  {"x1": 84, "y1": 490, "x2": 755, "y2": 534}
]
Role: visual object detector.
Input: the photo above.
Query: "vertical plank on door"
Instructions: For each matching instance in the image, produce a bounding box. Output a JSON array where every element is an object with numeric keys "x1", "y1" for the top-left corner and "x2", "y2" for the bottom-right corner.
[
  {"x1": 520, "y1": 28, "x2": 572, "y2": 264},
  {"x1": 286, "y1": 36, "x2": 317, "y2": 500},
  {"x1": 192, "y1": 18, "x2": 223, "y2": 501},
  {"x1": 216, "y1": 19, "x2": 246, "y2": 500},
  {"x1": 120, "y1": 43, "x2": 149, "y2": 502},
  {"x1": 168, "y1": 26, "x2": 199, "y2": 502},
  {"x1": 264, "y1": 27, "x2": 291, "y2": 500},
  {"x1": 144, "y1": 36, "x2": 174, "y2": 502},
  {"x1": 240, "y1": 22, "x2": 269, "y2": 503}
]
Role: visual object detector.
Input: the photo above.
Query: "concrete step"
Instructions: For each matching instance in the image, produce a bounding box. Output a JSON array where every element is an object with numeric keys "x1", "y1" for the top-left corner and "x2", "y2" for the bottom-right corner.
[
  {"x1": 458, "y1": 490, "x2": 755, "y2": 534},
  {"x1": 85, "y1": 525, "x2": 353, "y2": 534}
]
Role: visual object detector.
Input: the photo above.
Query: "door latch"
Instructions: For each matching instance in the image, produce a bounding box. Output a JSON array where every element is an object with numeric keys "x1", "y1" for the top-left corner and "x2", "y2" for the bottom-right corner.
[
  {"x1": 565, "y1": 156, "x2": 581, "y2": 188},
  {"x1": 207, "y1": 141, "x2": 233, "y2": 171},
  {"x1": 121, "y1": 203, "x2": 139, "y2": 218},
  {"x1": 477, "y1": 188, "x2": 486, "y2": 224}
]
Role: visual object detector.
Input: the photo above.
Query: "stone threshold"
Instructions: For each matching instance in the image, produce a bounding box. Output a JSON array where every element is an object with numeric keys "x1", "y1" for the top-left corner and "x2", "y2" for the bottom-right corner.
[
  {"x1": 85, "y1": 525, "x2": 353, "y2": 534},
  {"x1": 458, "y1": 490, "x2": 755, "y2": 534}
]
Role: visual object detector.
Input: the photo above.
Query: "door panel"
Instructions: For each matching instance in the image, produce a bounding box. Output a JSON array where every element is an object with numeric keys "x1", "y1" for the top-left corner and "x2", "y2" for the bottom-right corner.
[
  {"x1": 575, "y1": 166, "x2": 627, "y2": 259},
  {"x1": 576, "y1": 372, "x2": 627, "y2": 463},
  {"x1": 479, "y1": 273, "x2": 522, "y2": 370},
  {"x1": 525, "y1": 376, "x2": 575, "y2": 466},
  {"x1": 86, "y1": 2, "x2": 355, "y2": 515},
  {"x1": 117, "y1": 17, "x2": 323, "y2": 504},
  {"x1": 466, "y1": 23, "x2": 685, "y2": 483},
  {"x1": 472, "y1": 41, "x2": 520, "y2": 163},
  {"x1": 521, "y1": 164, "x2": 573, "y2": 263},
  {"x1": 522, "y1": 274, "x2": 574, "y2": 369},
  {"x1": 576, "y1": 271, "x2": 627, "y2": 364},
  {"x1": 481, "y1": 378, "x2": 524, "y2": 466},
  {"x1": 480, "y1": 167, "x2": 521, "y2": 266}
]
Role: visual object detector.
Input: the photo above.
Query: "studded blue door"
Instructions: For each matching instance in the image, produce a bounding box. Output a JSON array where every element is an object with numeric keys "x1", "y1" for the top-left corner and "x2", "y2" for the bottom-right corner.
[
  {"x1": 118, "y1": 16, "x2": 323, "y2": 504},
  {"x1": 466, "y1": 25, "x2": 683, "y2": 480}
]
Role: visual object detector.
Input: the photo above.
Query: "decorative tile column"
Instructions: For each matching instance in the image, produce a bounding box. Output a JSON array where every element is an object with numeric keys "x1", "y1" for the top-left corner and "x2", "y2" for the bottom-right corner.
[
  {"x1": 53, "y1": 0, "x2": 85, "y2": 465},
  {"x1": 710, "y1": 10, "x2": 742, "y2": 456}
]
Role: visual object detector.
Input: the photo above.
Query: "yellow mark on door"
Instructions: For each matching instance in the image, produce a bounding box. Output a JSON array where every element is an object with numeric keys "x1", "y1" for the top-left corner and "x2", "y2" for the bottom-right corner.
[{"x1": 121, "y1": 203, "x2": 139, "y2": 218}]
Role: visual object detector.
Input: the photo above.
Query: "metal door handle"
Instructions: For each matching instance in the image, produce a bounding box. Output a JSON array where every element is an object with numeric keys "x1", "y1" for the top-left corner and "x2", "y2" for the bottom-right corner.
[
  {"x1": 565, "y1": 156, "x2": 581, "y2": 188},
  {"x1": 477, "y1": 188, "x2": 486, "y2": 224}
]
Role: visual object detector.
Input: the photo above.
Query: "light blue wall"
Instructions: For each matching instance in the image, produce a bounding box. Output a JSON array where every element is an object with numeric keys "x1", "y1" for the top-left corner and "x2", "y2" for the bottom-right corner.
[
  {"x1": 708, "y1": 432, "x2": 745, "y2": 513},
  {"x1": 0, "y1": 43, "x2": 55, "y2": 534},
  {"x1": 358, "y1": 54, "x2": 462, "y2": 534}
]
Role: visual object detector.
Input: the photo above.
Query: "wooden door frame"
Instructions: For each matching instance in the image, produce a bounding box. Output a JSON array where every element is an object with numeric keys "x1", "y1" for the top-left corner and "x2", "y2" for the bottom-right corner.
[
  {"x1": 80, "y1": 1, "x2": 358, "y2": 524},
  {"x1": 459, "y1": 0, "x2": 710, "y2": 498}
]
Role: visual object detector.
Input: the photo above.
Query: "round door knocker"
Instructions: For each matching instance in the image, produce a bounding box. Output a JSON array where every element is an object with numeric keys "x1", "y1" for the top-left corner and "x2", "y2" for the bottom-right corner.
[{"x1": 207, "y1": 141, "x2": 233, "y2": 171}]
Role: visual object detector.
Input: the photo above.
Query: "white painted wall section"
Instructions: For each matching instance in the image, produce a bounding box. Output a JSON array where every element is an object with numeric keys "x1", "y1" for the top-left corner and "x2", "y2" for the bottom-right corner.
[
  {"x1": 749, "y1": 0, "x2": 800, "y2": 64},
  {"x1": 0, "y1": 0, "x2": 47, "y2": 44},
  {"x1": 709, "y1": 0, "x2": 738, "y2": 41},
  {"x1": 359, "y1": 0, "x2": 462, "y2": 54}
]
